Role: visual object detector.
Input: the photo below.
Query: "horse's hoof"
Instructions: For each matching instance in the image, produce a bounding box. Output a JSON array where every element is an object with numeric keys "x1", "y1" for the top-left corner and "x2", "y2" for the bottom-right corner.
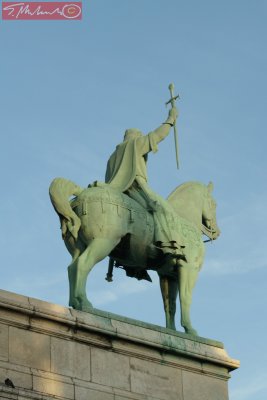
[
  {"x1": 185, "y1": 327, "x2": 198, "y2": 336},
  {"x1": 166, "y1": 324, "x2": 176, "y2": 331},
  {"x1": 80, "y1": 303, "x2": 93, "y2": 312},
  {"x1": 70, "y1": 298, "x2": 93, "y2": 312}
]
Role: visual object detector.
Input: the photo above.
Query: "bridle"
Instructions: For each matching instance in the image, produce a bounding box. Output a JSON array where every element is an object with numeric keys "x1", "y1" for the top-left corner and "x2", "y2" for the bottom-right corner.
[
  {"x1": 201, "y1": 195, "x2": 218, "y2": 242},
  {"x1": 202, "y1": 223, "x2": 215, "y2": 243}
]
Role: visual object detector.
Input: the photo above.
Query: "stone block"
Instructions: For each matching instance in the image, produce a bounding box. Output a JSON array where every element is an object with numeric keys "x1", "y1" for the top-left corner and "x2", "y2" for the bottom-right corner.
[
  {"x1": 30, "y1": 316, "x2": 73, "y2": 337},
  {"x1": 75, "y1": 386, "x2": 114, "y2": 400},
  {"x1": 182, "y1": 370, "x2": 228, "y2": 400},
  {"x1": 114, "y1": 391, "x2": 150, "y2": 400},
  {"x1": 0, "y1": 290, "x2": 30, "y2": 308},
  {"x1": 29, "y1": 298, "x2": 73, "y2": 321},
  {"x1": 0, "y1": 324, "x2": 8, "y2": 361},
  {"x1": 73, "y1": 328, "x2": 112, "y2": 349},
  {"x1": 115, "y1": 397, "x2": 135, "y2": 400},
  {"x1": 51, "y1": 337, "x2": 91, "y2": 381},
  {"x1": 0, "y1": 366, "x2": 32, "y2": 390},
  {"x1": 71, "y1": 309, "x2": 115, "y2": 334},
  {"x1": 0, "y1": 308, "x2": 30, "y2": 328},
  {"x1": 91, "y1": 348, "x2": 130, "y2": 391},
  {"x1": 202, "y1": 361, "x2": 229, "y2": 378},
  {"x1": 9, "y1": 327, "x2": 50, "y2": 371},
  {"x1": 33, "y1": 375, "x2": 74, "y2": 399},
  {"x1": 111, "y1": 320, "x2": 161, "y2": 345},
  {"x1": 130, "y1": 357, "x2": 183, "y2": 400},
  {"x1": 112, "y1": 339, "x2": 160, "y2": 362},
  {"x1": 162, "y1": 351, "x2": 202, "y2": 371},
  {"x1": 115, "y1": 397, "x2": 147, "y2": 400},
  {"x1": 0, "y1": 386, "x2": 18, "y2": 400}
]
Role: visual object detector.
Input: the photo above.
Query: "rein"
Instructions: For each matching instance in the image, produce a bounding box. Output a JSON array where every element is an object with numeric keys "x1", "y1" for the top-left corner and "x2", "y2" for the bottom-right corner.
[
  {"x1": 201, "y1": 223, "x2": 215, "y2": 243},
  {"x1": 203, "y1": 238, "x2": 213, "y2": 243}
]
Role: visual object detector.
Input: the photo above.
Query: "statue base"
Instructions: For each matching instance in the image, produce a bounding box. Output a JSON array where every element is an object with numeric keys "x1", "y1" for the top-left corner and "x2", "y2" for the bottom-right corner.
[{"x1": 0, "y1": 289, "x2": 239, "y2": 400}]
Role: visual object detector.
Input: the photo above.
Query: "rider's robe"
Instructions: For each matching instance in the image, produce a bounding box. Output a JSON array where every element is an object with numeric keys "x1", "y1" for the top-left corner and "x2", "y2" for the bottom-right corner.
[
  {"x1": 105, "y1": 127, "x2": 185, "y2": 253},
  {"x1": 105, "y1": 133, "x2": 157, "y2": 191}
]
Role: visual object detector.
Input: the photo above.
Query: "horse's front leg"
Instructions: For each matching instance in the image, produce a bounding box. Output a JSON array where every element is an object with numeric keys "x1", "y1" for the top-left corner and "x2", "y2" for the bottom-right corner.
[
  {"x1": 178, "y1": 265, "x2": 199, "y2": 336},
  {"x1": 68, "y1": 237, "x2": 120, "y2": 312}
]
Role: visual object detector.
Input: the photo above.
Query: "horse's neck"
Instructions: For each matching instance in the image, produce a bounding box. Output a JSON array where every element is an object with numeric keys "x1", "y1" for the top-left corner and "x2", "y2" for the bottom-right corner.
[{"x1": 169, "y1": 185, "x2": 203, "y2": 230}]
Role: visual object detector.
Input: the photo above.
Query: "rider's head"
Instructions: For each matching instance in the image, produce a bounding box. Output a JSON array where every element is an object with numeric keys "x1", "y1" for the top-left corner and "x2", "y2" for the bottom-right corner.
[{"x1": 124, "y1": 129, "x2": 142, "y2": 141}]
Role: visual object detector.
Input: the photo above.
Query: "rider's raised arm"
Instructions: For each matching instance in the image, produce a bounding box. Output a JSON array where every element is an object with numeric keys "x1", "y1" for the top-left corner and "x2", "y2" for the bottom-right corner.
[{"x1": 137, "y1": 107, "x2": 178, "y2": 155}]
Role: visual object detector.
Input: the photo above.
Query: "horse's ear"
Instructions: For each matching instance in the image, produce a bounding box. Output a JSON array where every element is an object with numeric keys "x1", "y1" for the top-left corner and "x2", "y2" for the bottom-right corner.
[{"x1": 207, "y1": 181, "x2": 214, "y2": 193}]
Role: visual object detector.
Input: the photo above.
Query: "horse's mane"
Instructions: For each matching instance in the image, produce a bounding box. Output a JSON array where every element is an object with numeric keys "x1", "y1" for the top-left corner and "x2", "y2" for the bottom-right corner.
[
  {"x1": 167, "y1": 181, "x2": 205, "y2": 202},
  {"x1": 167, "y1": 181, "x2": 207, "y2": 221}
]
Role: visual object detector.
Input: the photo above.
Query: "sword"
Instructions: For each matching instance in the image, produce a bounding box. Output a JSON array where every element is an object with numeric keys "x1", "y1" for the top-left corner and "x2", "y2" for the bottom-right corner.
[{"x1": 166, "y1": 83, "x2": 180, "y2": 169}]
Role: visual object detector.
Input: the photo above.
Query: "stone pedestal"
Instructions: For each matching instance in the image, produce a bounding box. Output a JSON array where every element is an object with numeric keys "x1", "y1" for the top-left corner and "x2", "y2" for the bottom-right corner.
[{"x1": 0, "y1": 289, "x2": 239, "y2": 400}]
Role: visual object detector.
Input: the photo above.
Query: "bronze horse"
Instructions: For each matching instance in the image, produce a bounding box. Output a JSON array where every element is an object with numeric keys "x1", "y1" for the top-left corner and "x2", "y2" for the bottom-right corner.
[{"x1": 50, "y1": 178, "x2": 220, "y2": 335}]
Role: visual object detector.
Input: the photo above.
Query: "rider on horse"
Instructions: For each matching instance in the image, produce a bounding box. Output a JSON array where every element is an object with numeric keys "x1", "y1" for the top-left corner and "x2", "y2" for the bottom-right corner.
[{"x1": 105, "y1": 107, "x2": 185, "y2": 262}]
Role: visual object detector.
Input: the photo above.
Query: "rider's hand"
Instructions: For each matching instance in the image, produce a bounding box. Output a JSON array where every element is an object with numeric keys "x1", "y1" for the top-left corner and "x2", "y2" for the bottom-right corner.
[{"x1": 166, "y1": 107, "x2": 178, "y2": 125}]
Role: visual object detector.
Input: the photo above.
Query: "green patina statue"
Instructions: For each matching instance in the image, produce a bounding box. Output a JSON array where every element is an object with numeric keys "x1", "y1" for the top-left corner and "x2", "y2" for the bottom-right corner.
[{"x1": 49, "y1": 85, "x2": 220, "y2": 335}]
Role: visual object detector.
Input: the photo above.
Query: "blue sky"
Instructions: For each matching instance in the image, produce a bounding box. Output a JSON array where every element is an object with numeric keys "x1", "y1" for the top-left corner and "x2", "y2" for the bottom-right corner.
[{"x1": 1, "y1": 1, "x2": 267, "y2": 398}]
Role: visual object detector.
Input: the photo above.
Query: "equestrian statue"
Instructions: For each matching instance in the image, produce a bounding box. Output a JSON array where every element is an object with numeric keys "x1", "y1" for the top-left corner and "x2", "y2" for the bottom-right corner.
[{"x1": 49, "y1": 84, "x2": 220, "y2": 336}]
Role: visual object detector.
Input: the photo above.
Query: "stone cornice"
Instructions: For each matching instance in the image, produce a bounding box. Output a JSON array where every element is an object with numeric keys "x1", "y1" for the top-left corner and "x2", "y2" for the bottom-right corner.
[{"x1": 0, "y1": 289, "x2": 240, "y2": 376}]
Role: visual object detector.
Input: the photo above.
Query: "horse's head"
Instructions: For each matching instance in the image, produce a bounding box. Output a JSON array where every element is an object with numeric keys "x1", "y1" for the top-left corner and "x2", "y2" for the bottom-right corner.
[
  {"x1": 167, "y1": 180, "x2": 221, "y2": 240},
  {"x1": 202, "y1": 182, "x2": 220, "y2": 240}
]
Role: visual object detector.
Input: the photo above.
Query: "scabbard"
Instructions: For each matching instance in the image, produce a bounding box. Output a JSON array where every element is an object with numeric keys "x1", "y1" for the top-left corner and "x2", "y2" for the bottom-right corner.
[{"x1": 105, "y1": 257, "x2": 114, "y2": 282}]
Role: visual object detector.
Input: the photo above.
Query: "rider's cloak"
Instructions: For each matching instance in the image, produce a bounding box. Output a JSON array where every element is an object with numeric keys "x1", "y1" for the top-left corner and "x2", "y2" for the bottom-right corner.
[
  {"x1": 105, "y1": 135, "x2": 157, "y2": 191},
  {"x1": 105, "y1": 134, "x2": 186, "y2": 250}
]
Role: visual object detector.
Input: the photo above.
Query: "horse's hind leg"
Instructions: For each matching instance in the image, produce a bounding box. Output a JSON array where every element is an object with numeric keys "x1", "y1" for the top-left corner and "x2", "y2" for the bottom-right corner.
[
  {"x1": 68, "y1": 237, "x2": 120, "y2": 312},
  {"x1": 64, "y1": 234, "x2": 86, "y2": 310}
]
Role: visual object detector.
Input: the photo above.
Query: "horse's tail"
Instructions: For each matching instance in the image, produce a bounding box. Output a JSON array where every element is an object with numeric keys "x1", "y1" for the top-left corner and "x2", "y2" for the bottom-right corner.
[{"x1": 49, "y1": 177, "x2": 84, "y2": 240}]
